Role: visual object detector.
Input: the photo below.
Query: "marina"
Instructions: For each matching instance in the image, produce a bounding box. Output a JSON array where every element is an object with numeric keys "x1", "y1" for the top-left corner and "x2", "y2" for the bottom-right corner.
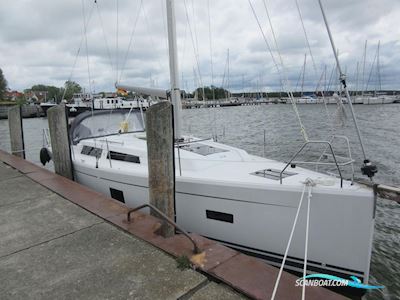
[
  {"x1": 1, "y1": 103, "x2": 399, "y2": 299},
  {"x1": 0, "y1": 0, "x2": 400, "y2": 299}
]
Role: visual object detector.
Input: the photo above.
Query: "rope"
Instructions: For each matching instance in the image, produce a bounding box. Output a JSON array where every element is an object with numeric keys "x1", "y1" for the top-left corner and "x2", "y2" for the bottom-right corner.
[
  {"x1": 302, "y1": 179, "x2": 315, "y2": 300},
  {"x1": 271, "y1": 184, "x2": 307, "y2": 300},
  {"x1": 271, "y1": 179, "x2": 316, "y2": 300}
]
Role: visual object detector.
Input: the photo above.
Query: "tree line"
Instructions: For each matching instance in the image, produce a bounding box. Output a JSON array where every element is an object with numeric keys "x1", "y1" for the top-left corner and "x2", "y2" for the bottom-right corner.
[
  {"x1": 24, "y1": 80, "x2": 82, "y2": 103},
  {"x1": 0, "y1": 67, "x2": 82, "y2": 103}
]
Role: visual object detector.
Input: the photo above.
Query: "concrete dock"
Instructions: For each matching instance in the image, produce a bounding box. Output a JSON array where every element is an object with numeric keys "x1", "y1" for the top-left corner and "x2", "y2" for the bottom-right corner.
[{"x1": 0, "y1": 149, "x2": 347, "y2": 300}]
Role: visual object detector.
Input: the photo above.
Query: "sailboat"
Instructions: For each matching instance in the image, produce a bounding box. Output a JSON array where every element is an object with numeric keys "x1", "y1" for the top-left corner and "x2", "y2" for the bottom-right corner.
[
  {"x1": 42, "y1": 0, "x2": 377, "y2": 293},
  {"x1": 358, "y1": 41, "x2": 395, "y2": 105}
]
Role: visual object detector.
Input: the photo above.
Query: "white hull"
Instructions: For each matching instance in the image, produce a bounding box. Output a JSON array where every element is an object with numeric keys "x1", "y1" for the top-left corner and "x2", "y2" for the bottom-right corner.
[
  {"x1": 73, "y1": 151, "x2": 374, "y2": 282},
  {"x1": 48, "y1": 110, "x2": 375, "y2": 285},
  {"x1": 363, "y1": 96, "x2": 395, "y2": 105}
]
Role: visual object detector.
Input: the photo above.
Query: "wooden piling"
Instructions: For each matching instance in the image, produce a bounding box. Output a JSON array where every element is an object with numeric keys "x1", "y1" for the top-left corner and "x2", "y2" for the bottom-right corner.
[
  {"x1": 8, "y1": 106, "x2": 25, "y2": 159},
  {"x1": 146, "y1": 101, "x2": 175, "y2": 237},
  {"x1": 47, "y1": 104, "x2": 73, "y2": 180}
]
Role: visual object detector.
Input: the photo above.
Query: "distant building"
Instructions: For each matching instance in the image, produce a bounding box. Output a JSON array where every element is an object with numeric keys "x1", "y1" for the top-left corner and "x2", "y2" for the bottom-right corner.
[
  {"x1": 25, "y1": 91, "x2": 49, "y2": 103},
  {"x1": 4, "y1": 89, "x2": 24, "y2": 101}
]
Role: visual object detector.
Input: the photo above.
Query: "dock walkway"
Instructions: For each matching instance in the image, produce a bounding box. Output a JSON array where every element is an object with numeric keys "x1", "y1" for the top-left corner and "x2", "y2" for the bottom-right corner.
[
  {"x1": 0, "y1": 160, "x2": 245, "y2": 299},
  {"x1": 0, "y1": 149, "x2": 346, "y2": 300}
]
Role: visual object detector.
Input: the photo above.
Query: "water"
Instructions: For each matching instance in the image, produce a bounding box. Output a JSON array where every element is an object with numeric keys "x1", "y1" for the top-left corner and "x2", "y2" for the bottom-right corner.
[{"x1": 0, "y1": 104, "x2": 399, "y2": 299}]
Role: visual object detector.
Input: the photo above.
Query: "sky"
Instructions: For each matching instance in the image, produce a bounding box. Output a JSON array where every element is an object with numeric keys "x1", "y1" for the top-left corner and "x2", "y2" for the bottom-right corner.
[{"x1": 0, "y1": 0, "x2": 399, "y2": 96}]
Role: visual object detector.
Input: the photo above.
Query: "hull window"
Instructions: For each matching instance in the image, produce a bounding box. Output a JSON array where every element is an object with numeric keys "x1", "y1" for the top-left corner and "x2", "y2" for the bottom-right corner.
[
  {"x1": 206, "y1": 210, "x2": 233, "y2": 223},
  {"x1": 81, "y1": 146, "x2": 102, "y2": 158},
  {"x1": 177, "y1": 143, "x2": 228, "y2": 156},
  {"x1": 107, "y1": 151, "x2": 140, "y2": 164},
  {"x1": 110, "y1": 188, "x2": 125, "y2": 203}
]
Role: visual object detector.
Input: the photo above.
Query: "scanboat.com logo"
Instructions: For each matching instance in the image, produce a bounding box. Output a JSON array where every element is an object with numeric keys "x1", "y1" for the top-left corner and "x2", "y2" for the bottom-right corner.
[{"x1": 295, "y1": 274, "x2": 384, "y2": 290}]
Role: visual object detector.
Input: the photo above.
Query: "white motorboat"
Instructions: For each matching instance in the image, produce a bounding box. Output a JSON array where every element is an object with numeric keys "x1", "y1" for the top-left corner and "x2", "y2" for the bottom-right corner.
[{"x1": 41, "y1": 93, "x2": 152, "y2": 117}]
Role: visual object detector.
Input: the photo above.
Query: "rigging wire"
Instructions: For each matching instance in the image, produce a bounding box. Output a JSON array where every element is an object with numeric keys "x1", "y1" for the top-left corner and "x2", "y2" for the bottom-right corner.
[
  {"x1": 207, "y1": 0, "x2": 217, "y2": 141},
  {"x1": 81, "y1": 0, "x2": 96, "y2": 148},
  {"x1": 81, "y1": 0, "x2": 93, "y2": 95},
  {"x1": 207, "y1": 0, "x2": 215, "y2": 99},
  {"x1": 294, "y1": 0, "x2": 316, "y2": 72},
  {"x1": 60, "y1": 2, "x2": 96, "y2": 102},
  {"x1": 119, "y1": 0, "x2": 143, "y2": 82},
  {"x1": 293, "y1": 0, "x2": 334, "y2": 132},
  {"x1": 95, "y1": 0, "x2": 114, "y2": 75},
  {"x1": 250, "y1": 0, "x2": 308, "y2": 142},
  {"x1": 365, "y1": 42, "x2": 379, "y2": 93},
  {"x1": 116, "y1": 0, "x2": 119, "y2": 84},
  {"x1": 183, "y1": 0, "x2": 205, "y2": 100},
  {"x1": 142, "y1": 1, "x2": 165, "y2": 72},
  {"x1": 160, "y1": 0, "x2": 169, "y2": 61},
  {"x1": 191, "y1": 0, "x2": 200, "y2": 60}
]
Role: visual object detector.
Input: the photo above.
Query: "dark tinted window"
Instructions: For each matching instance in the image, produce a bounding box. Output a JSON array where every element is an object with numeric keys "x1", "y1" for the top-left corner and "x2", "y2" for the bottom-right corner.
[
  {"x1": 81, "y1": 146, "x2": 102, "y2": 158},
  {"x1": 206, "y1": 210, "x2": 233, "y2": 223},
  {"x1": 110, "y1": 188, "x2": 125, "y2": 203},
  {"x1": 107, "y1": 151, "x2": 140, "y2": 164}
]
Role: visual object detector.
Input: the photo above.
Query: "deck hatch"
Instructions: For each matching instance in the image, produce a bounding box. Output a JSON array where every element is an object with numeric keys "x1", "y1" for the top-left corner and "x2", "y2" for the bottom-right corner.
[
  {"x1": 206, "y1": 210, "x2": 233, "y2": 223},
  {"x1": 81, "y1": 145, "x2": 102, "y2": 158},
  {"x1": 178, "y1": 143, "x2": 228, "y2": 156},
  {"x1": 107, "y1": 151, "x2": 140, "y2": 164},
  {"x1": 251, "y1": 168, "x2": 297, "y2": 180}
]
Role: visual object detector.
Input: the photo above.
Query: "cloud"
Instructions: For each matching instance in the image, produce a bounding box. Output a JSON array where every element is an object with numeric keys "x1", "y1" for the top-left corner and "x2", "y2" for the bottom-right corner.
[{"x1": 0, "y1": 0, "x2": 399, "y2": 94}]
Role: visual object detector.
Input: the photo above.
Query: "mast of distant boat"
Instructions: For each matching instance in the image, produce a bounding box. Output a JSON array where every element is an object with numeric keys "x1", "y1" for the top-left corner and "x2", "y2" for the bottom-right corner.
[{"x1": 301, "y1": 53, "x2": 307, "y2": 97}]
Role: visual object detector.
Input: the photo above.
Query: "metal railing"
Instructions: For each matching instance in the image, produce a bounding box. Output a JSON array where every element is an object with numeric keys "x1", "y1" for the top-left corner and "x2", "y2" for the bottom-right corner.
[
  {"x1": 279, "y1": 140, "x2": 352, "y2": 188},
  {"x1": 127, "y1": 203, "x2": 201, "y2": 254},
  {"x1": 315, "y1": 135, "x2": 355, "y2": 183}
]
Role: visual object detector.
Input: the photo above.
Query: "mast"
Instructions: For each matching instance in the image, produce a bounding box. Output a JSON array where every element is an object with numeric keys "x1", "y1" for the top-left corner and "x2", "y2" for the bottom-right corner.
[
  {"x1": 355, "y1": 61, "x2": 359, "y2": 97},
  {"x1": 377, "y1": 40, "x2": 381, "y2": 92},
  {"x1": 227, "y1": 48, "x2": 230, "y2": 99},
  {"x1": 318, "y1": 0, "x2": 377, "y2": 180},
  {"x1": 301, "y1": 53, "x2": 307, "y2": 97},
  {"x1": 362, "y1": 40, "x2": 367, "y2": 97},
  {"x1": 166, "y1": 0, "x2": 182, "y2": 139}
]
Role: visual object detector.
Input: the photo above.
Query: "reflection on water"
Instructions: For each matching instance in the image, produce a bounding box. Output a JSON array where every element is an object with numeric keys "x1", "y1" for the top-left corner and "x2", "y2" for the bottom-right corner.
[{"x1": 0, "y1": 103, "x2": 399, "y2": 299}]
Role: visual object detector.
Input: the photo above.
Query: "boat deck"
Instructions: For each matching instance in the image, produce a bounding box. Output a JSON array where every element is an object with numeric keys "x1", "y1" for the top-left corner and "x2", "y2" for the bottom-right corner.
[{"x1": 79, "y1": 133, "x2": 369, "y2": 193}]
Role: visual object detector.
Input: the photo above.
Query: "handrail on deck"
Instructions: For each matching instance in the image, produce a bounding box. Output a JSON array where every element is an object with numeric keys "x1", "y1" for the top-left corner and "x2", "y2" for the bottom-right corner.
[
  {"x1": 280, "y1": 141, "x2": 344, "y2": 188},
  {"x1": 316, "y1": 135, "x2": 355, "y2": 184},
  {"x1": 127, "y1": 203, "x2": 201, "y2": 254}
]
